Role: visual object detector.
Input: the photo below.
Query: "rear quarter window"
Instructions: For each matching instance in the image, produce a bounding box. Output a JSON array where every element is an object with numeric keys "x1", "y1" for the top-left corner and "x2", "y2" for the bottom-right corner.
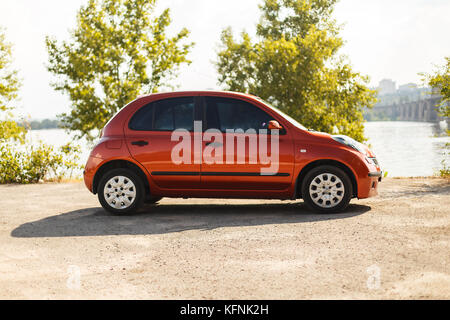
[
  {"x1": 129, "y1": 97, "x2": 194, "y2": 131},
  {"x1": 129, "y1": 104, "x2": 154, "y2": 131}
]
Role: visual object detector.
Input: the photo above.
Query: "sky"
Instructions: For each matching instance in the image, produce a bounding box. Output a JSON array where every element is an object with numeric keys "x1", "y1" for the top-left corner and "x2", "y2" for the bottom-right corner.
[{"x1": 0, "y1": 0, "x2": 449, "y2": 119}]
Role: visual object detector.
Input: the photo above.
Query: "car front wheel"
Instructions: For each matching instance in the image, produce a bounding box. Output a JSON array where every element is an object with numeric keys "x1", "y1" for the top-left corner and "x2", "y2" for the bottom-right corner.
[
  {"x1": 301, "y1": 165, "x2": 353, "y2": 213},
  {"x1": 98, "y1": 168, "x2": 145, "y2": 214}
]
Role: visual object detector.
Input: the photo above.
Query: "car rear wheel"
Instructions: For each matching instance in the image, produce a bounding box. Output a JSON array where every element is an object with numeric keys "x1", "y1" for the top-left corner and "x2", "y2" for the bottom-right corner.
[
  {"x1": 301, "y1": 165, "x2": 353, "y2": 213},
  {"x1": 98, "y1": 168, "x2": 145, "y2": 215}
]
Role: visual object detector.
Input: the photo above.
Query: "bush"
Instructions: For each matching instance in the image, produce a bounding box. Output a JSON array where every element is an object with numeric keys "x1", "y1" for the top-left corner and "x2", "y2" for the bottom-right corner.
[
  {"x1": 439, "y1": 164, "x2": 450, "y2": 178},
  {"x1": 438, "y1": 143, "x2": 450, "y2": 178},
  {"x1": 0, "y1": 141, "x2": 82, "y2": 184}
]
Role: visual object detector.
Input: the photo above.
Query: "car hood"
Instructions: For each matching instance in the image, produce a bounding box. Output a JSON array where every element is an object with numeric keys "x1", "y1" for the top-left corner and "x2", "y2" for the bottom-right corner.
[
  {"x1": 332, "y1": 134, "x2": 375, "y2": 157},
  {"x1": 306, "y1": 130, "x2": 375, "y2": 157}
]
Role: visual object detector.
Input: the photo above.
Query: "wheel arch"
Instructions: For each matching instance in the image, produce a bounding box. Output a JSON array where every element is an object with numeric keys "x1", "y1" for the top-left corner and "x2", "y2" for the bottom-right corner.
[
  {"x1": 295, "y1": 159, "x2": 358, "y2": 198},
  {"x1": 93, "y1": 159, "x2": 150, "y2": 198}
]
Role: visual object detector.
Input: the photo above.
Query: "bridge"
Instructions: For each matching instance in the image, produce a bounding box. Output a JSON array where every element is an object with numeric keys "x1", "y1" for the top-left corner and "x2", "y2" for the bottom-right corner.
[{"x1": 370, "y1": 96, "x2": 445, "y2": 122}]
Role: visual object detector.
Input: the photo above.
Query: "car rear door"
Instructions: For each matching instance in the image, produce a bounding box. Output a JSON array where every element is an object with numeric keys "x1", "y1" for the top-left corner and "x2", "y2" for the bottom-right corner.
[{"x1": 125, "y1": 96, "x2": 201, "y2": 189}]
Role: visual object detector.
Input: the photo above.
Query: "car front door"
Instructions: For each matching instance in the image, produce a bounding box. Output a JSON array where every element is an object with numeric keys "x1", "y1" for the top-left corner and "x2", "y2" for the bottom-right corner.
[
  {"x1": 125, "y1": 96, "x2": 201, "y2": 189},
  {"x1": 200, "y1": 96, "x2": 294, "y2": 190}
]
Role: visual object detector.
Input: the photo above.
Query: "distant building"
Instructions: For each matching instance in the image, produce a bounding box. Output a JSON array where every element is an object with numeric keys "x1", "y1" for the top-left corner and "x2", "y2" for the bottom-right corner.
[
  {"x1": 378, "y1": 79, "x2": 396, "y2": 95},
  {"x1": 398, "y1": 83, "x2": 418, "y2": 93}
]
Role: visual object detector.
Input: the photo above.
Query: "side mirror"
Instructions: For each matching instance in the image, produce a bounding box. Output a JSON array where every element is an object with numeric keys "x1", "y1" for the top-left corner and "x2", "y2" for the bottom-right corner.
[{"x1": 268, "y1": 120, "x2": 283, "y2": 130}]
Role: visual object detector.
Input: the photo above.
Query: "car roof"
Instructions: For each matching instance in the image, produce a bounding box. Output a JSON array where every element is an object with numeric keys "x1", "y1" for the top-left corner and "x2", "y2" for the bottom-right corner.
[{"x1": 137, "y1": 90, "x2": 258, "y2": 100}]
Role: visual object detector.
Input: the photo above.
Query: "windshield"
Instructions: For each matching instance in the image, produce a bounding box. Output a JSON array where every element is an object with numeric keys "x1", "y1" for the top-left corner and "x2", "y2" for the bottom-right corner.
[{"x1": 255, "y1": 97, "x2": 307, "y2": 130}]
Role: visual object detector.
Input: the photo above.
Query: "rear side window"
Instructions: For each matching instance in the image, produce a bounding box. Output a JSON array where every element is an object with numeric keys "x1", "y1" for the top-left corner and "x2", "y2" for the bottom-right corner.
[
  {"x1": 205, "y1": 97, "x2": 273, "y2": 132},
  {"x1": 129, "y1": 97, "x2": 194, "y2": 131},
  {"x1": 154, "y1": 103, "x2": 173, "y2": 130},
  {"x1": 129, "y1": 104, "x2": 154, "y2": 131}
]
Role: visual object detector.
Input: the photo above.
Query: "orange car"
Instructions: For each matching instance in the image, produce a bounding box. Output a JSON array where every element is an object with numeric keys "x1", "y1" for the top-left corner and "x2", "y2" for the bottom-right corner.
[{"x1": 84, "y1": 91, "x2": 382, "y2": 214}]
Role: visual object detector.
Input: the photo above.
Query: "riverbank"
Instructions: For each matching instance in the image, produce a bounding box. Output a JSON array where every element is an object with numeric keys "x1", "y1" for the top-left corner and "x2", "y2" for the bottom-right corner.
[{"x1": 0, "y1": 177, "x2": 449, "y2": 299}]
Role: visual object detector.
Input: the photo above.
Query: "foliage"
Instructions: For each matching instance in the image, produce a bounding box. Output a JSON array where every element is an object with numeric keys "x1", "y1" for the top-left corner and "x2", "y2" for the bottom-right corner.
[
  {"x1": 438, "y1": 161, "x2": 450, "y2": 178},
  {"x1": 0, "y1": 142, "x2": 83, "y2": 184},
  {"x1": 0, "y1": 28, "x2": 25, "y2": 142},
  {"x1": 46, "y1": 0, "x2": 194, "y2": 141},
  {"x1": 421, "y1": 57, "x2": 450, "y2": 176},
  {"x1": 59, "y1": 142, "x2": 84, "y2": 179},
  {"x1": 421, "y1": 57, "x2": 450, "y2": 119},
  {"x1": 1, "y1": 28, "x2": 82, "y2": 184},
  {"x1": 0, "y1": 116, "x2": 26, "y2": 143},
  {"x1": 436, "y1": 142, "x2": 450, "y2": 178},
  {"x1": 0, "y1": 28, "x2": 20, "y2": 112},
  {"x1": 216, "y1": 0, "x2": 376, "y2": 141}
]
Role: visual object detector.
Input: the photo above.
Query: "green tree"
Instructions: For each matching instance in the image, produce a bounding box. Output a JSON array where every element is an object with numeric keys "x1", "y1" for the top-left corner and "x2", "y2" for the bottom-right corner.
[
  {"x1": 46, "y1": 0, "x2": 194, "y2": 141},
  {"x1": 422, "y1": 57, "x2": 449, "y2": 118},
  {"x1": 0, "y1": 28, "x2": 81, "y2": 184},
  {"x1": 421, "y1": 57, "x2": 450, "y2": 177},
  {"x1": 0, "y1": 27, "x2": 26, "y2": 143},
  {"x1": 216, "y1": 0, "x2": 376, "y2": 141}
]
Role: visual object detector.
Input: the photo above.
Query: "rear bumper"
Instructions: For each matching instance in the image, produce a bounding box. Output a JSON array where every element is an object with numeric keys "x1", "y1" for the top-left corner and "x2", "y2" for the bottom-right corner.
[{"x1": 83, "y1": 156, "x2": 103, "y2": 193}]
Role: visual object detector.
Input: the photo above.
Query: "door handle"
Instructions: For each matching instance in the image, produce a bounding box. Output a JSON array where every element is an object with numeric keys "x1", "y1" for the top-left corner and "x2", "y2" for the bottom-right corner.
[{"x1": 131, "y1": 140, "x2": 149, "y2": 146}]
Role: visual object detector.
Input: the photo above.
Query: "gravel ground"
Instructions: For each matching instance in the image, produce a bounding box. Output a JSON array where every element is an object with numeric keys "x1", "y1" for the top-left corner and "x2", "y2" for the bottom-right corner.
[{"x1": 0, "y1": 177, "x2": 449, "y2": 299}]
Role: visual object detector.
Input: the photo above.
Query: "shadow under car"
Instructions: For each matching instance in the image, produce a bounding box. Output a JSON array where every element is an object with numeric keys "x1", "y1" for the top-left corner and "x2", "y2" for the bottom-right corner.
[{"x1": 11, "y1": 202, "x2": 371, "y2": 238}]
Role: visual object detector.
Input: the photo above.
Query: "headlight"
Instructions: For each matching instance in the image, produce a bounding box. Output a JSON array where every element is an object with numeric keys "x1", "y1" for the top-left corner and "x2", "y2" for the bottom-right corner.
[
  {"x1": 365, "y1": 157, "x2": 379, "y2": 166},
  {"x1": 332, "y1": 135, "x2": 366, "y2": 154}
]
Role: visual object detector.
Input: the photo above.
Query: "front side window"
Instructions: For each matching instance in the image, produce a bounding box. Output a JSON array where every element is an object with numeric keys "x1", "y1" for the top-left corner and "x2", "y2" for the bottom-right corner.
[
  {"x1": 254, "y1": 97, "x2": 307, "y2": 131},
  {"x1": 129, "y1": 97, "x2": 194, "y2": 131},
  {"x1": 205, "y1": 97, "x2": 273, "y2": 132}
]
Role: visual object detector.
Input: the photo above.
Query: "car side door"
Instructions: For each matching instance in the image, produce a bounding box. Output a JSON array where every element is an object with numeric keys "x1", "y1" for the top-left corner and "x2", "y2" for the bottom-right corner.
[
  {"x1": 125, "y1": 96, "x2": 201, "y2": 189},
  {"x1": 200, "y1": 96, "x2": 294, "y2": 190}
]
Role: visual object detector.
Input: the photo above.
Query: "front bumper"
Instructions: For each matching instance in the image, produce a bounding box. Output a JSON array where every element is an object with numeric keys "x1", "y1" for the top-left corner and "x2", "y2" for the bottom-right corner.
[
  {"x1": 357, "y1": 169, "x2": 382, "y2": 199},
  {"x1": 369, "y1": 171, "x2": 383, "y2": 182}
]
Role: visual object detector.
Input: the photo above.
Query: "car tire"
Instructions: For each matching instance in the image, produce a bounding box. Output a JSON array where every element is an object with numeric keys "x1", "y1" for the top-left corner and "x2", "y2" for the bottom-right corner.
[
  {"x1": 301, "y1": 165, "x2": 353, "y2": 213},
  {"x1": 98, "y1": 168, "x2": 145, "y2": 215}
]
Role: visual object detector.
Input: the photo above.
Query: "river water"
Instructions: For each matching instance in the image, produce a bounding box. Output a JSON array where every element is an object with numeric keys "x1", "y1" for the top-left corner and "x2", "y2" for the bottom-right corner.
[
  {"x1": 364, "y1": 121, "x2": 449, "y2": 177},
  {"x1": 28, "y1": 121, "x2": 449, "y2": 177}
]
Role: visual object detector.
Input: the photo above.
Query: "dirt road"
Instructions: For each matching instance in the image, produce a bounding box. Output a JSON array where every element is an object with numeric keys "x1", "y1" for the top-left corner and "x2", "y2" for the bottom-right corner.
[{"x1": 0, "y1": 178, "x2": 449, "y2": 299}]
